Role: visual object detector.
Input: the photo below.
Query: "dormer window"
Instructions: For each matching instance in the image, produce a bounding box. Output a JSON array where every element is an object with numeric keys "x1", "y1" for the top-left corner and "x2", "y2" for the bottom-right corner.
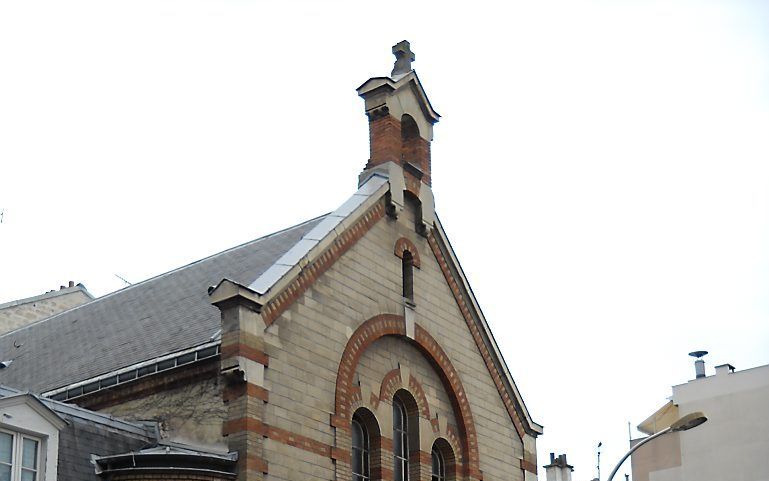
[{"x1": 0, "y1": 430, "x2": 40, "y2": 481}]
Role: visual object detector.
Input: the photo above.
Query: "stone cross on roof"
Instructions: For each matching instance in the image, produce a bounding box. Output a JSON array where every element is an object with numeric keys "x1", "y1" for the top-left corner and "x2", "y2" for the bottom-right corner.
[{"x1": 391, "y1": 40, "x2": 415, "y2": 77}]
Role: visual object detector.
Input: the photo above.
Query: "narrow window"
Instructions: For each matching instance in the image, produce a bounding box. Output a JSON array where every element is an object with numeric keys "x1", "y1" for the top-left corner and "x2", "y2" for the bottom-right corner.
[
  {"x1": 431, "y1": 448, "x2": 445, "y2": 481},
  {"x1": 393, "y1": 398, "x2": 409, "y2": 481},
  {"x1": 402, "y1": 251, "x2": 414, "y2": 302},
  {"x1": 352, "y1": 416, "x2": 370, "y2": 481}
]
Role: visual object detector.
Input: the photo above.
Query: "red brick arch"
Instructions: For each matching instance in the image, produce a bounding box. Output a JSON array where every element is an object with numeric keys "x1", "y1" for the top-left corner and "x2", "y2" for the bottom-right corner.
[
  {"x1": 378, "y1": 368, "x2": 431, "y2": 419},
  {"x1": 332, "y1": 314, "x2": 481, "y2": 480},
  {"x1": 394, "y1": 237, "x2": 421, "y2": 268}
]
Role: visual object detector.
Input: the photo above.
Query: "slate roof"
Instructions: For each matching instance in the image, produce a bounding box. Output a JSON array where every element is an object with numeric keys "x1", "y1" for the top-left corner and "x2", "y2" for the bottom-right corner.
[
  {"x1": 0, "y1": 216, "x2": 326, "y2": 394},
  {"x1": 58, "y1": 412, "x2": 151, "y2": 481}
]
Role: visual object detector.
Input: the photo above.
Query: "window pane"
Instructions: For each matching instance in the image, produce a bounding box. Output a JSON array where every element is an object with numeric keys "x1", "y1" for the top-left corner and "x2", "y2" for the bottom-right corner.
[
  {"x1": 0, "y1": 434, "x2": 11, "y2": 464},
  {"x1": 393, "y1": 402, "x2": 403, "y2": 429},
  {"x1": 352, "y1": 421, "x2": 363, "y2": 449},
  {"x1": 0, "y1": 465, "x2": 10, "y2": 481},
  {"x1": 21, "y1": 470, "x2": 36, "y2": 481},
  {"x1": 394, "y1": 460, "x2": 403, "y2": 481},
  {"x1": 22, "y1": 438, "x2": 38, "y2": 469},
  {"x1": 352, "y1": 447, "x2": 362, "y2": 476}
]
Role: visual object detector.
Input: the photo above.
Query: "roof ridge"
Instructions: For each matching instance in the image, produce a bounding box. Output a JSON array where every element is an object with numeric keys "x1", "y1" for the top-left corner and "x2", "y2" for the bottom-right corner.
[
  {"x1": 0, "y1": 213, "x2": 329, "y2": 340},
  {"x1": 0, "y1": 284, "x2": 91, "y2": 310}
]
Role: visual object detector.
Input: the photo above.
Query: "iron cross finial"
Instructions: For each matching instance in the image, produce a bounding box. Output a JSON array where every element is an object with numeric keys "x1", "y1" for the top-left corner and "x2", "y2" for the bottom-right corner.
[{"x1": 391, "y1": 40, "x2": 415, "y2": 76}]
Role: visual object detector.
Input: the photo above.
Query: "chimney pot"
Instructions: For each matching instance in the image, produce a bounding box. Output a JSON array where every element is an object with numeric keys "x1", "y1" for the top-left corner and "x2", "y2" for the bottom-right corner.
[{"x1": 68, "y1": 281, "x2": 74, "y2": 288}]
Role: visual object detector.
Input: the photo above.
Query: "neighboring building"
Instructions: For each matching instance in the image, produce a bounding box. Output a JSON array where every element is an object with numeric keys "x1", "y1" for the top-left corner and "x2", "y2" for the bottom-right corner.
[
  {"x1": 543, "y1": 453, "x2": 573, "y2": 481},
  {"x1": 0, "y1": 385, "x2": 236, "y2": 481},
  {"x1": 631, "y1": 359, "x2": 769, "y2": 481},
  {"x1": 0, "y1": 282, "x2": 92, "y2": 335},
  {"x1": 0, "y1": 42, "x2": 542, "y2": 481}
]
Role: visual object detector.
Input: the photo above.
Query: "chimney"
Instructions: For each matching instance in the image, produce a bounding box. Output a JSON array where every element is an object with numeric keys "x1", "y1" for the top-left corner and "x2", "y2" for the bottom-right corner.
[
  {"x1": 544, "y1": 453, "x2": 573, "y2": 481},
  {"x1": 715, "y1": 363, "x2": 735, "y2": 376},
  {"x1": 357, "y1": 41, "x2": 440, "y2": 231},
  {"x1": 689, "y1": 351, "x2": 708, "y2": 379}
]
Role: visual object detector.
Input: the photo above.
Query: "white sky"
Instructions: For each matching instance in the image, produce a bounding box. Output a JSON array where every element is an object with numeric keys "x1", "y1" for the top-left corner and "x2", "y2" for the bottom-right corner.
[{"x1": 1, "y1": 0, "x2": 768, "y2": 479}]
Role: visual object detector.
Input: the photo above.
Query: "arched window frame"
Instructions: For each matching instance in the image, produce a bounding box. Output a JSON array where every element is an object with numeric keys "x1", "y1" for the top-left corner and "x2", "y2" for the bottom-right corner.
[
  {"x1": 393, "y1": 389, "x2": 421, "y2": 481},
  {"x1": 392, "y1": 397, "x2": 409, "y2": 481},
  {"x1": 431, "y1": 448, "x2": 445, "y2": 481},
  {"x1": 400, "y1": 114, "x2": 421, "y2": 165},
  {"x1": 351, "y1": 408, "x2": 381, "y2": 481},
  {"x1": 352, "y1": 414, "x2": 370, "y2": 481},
  {"x1": 402, "y1": 251, "x2": 414, "y2": 303},
  {"x1": 431, "y1": 438, "x2": 456, "y2": 481}
]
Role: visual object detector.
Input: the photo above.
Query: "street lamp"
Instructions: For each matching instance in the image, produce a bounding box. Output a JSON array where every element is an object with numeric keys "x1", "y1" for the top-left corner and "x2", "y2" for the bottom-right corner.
[{"x1": 606, "y1": 412, "x2": 707, "y2": 481}]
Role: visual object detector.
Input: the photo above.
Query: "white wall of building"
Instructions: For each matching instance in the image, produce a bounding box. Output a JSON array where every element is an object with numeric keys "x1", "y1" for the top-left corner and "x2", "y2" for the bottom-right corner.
[{"x1": 639, "y1": 363, "x2": 769, "y2": 481}]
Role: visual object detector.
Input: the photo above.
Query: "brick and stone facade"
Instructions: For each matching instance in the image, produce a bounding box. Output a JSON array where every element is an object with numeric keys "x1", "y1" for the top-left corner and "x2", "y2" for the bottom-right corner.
[
  {"x1": 207, "y1": 46, "x2": 542, "y2": 481},
  {"x1": 0, "y1": 43, "x2": 541, "y2": 481}
]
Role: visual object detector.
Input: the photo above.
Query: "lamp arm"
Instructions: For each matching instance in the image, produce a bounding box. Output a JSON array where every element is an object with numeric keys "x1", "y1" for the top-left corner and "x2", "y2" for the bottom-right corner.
[{"x1": 606, "y1": 427, "x2": 672, "y2": 481}]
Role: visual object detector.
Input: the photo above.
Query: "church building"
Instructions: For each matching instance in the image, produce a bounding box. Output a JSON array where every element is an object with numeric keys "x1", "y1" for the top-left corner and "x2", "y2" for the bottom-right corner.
[{"x1": 0, "y1": 41, "x2": 542, "y2": 481}]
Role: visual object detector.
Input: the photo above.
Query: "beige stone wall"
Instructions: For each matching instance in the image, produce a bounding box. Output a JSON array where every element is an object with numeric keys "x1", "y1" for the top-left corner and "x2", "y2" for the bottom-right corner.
[
  {"x1": 261, "y1": 203, "x2": 526, "y2": 481},
  {"x1": 102, "y1": 375, "x2": 227, "y2": 449},
  {"x1": 0, "y1": 288, "x2": 92, "y2": 335}
]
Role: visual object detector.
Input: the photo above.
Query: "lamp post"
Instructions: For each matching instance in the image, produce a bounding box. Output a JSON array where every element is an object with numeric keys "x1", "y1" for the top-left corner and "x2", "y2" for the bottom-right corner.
[{"x1": 606, "y1": 412, "x2": 707, "y2": 481}]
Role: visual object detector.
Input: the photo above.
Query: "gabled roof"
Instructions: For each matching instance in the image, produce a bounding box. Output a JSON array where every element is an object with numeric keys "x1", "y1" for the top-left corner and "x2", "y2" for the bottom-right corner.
[
  {"x1": 211, "y1": 174, "x2": 542, "y2": 437},
  {"x1": 430, "y1": 217, "x2": 543, "y2": 436},
  {"x1": 210, "y1": 174, "x2": 389, "y2": 307},
  {"x1": 0, "y1": 391, "x2": 68, "y2": 430},
  {"x1": 0, "y1": 216, "x2": 325, "y2": 394}
]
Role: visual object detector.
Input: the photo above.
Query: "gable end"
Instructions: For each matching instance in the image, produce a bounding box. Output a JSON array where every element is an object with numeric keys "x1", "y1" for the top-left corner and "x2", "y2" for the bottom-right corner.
[{"x1": 427, "y1": 227, "x2": 542, "y2": 439}]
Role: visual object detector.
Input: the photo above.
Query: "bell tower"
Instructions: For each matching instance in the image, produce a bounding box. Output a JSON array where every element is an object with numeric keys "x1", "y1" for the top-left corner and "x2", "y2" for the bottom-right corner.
[{"x1": 357, "y1": 40, "x2": 440, "y2": 232}]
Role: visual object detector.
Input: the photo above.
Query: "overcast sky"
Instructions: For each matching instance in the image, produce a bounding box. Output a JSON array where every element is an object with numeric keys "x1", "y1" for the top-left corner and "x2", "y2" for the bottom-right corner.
[{"x1": 1, "y1": 0, "x2": 768, "y2": 479}]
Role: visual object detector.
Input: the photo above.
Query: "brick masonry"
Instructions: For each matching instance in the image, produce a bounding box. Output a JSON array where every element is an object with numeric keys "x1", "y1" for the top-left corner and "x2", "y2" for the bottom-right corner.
[
  {"x1": 394, "y1": 237, "x2": 421, "y2": 269},
  {"x1": 107, "y1": 475, "x2": 231, "y2": 481},
  {"x1": 244, "y1": 196, "x2": 532, "y2": 481},
  {"x1": 366, "y1": 113, "x2": 432, "y2": 188}
]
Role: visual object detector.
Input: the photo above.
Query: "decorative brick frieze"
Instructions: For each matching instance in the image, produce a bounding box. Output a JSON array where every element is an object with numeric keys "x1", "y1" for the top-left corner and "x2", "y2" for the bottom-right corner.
[
  {"x1": 378, "y1": 368, "x2": 403, "y2": 403},
  {"x1": 394, "y1": 237, "x2": 421, "y2": 268},
  {"x1": 260, "y1": 200, "x2": 386, "y2": 327},
  {"x1": 407, "y1": 374, "x2": 430, "y2": 419},
  {"x1": 377, "y1": 368, "x2": 431, "y2": 421},
  {"x1": 428, "y1": 230, "x2": 531, "y2": 443},
  {"x1": 221, "y1": 411, "x2": 398, "y2": 463}
]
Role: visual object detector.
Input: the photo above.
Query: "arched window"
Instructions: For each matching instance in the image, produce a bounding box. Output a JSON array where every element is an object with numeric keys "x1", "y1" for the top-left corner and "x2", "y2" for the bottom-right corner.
[
  {"x1": 431, "y1": 438, "x2": 456, "y2": 481},
  {"x1": 352, "y1": 414, "x2": 370, "y2": 481},
  {"x1": 402, "y1": 251, "x2": 414, "y2": 302},
  {"x1": 431, "y1": 448, "x2": 445, "y2": 481},
  {"x1": 400, "y1": 114, "x2": 420, "y2": 165},
  {"x1": 393, "y1": 397, "x2": 409, "y2": 481}
]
